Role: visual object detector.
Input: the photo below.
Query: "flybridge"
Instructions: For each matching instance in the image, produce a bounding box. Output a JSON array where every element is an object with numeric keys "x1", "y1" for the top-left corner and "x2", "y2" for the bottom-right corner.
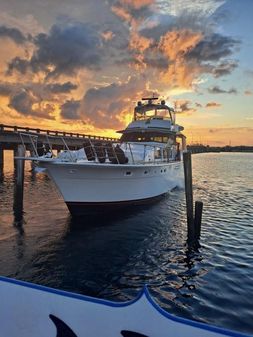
[{"x1": 134, "y1": 97, "x2": 175, "y2": 123}]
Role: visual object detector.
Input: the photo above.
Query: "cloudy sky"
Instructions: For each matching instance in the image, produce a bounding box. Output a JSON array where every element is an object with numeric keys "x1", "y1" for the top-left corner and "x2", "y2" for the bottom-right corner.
[{"x1": 0, "y1": 0, "x2": 252, "y2": 145}]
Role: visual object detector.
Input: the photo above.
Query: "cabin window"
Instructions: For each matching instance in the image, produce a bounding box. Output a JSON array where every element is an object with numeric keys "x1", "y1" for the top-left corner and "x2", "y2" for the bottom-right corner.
[
  {"x1": 125, "y1": 171, "x2": 132, "y2": 176},
  {"x1": 154, "y1": 136, "x2": 163, "y2": 142},
  {"x1": 120, "y1": 132, "x2": 172, "y2": 143}
]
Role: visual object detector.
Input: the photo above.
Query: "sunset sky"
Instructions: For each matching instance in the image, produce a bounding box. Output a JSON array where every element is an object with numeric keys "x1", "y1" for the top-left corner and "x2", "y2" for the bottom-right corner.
[{"x1": 0, "y1": 0, "x2": 252, "y2": 145}]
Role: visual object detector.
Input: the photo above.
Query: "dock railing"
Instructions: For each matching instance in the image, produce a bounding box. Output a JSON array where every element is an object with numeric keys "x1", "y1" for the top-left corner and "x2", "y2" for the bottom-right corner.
[{"x1": 0, "y1": 124, "x2": 117, "y2": 141}]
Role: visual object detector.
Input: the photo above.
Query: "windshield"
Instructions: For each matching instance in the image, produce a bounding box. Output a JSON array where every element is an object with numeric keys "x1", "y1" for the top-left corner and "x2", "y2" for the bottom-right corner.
[
  {"x1": 120, "y1": 132, "x2": 175, "y2": 143},
  {"x1": 135, "y1": 108, "x2": 171, "y2": 120}
]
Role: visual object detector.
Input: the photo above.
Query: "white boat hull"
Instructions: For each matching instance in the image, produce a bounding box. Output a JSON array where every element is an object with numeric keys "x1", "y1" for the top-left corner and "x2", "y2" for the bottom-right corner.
[
  {"x1": 40, "y1": 161, "x2": 183, "y2": 214},
  {"x1": 1, "y1": 276, "x2": 249, "y2": 337}
]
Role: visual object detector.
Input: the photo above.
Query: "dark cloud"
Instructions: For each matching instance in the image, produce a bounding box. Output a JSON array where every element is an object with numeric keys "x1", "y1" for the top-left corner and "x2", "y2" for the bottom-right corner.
[
  {"x1": 0, "y1": 83, "x2": 13, "y2": 96},
  {"x1": 206, "y1": 101, "x2": 221, "y2": 108},
  {"x1": 187, "y1": 33, "x2": 240, "y2": 62},
  {"x1": 208, "y1": 86, "x2": 237, "y2": 94},
  {"x1": 9, "y1": 90, "x2": 36, "y2": 114},
  {"x1": 178, "y1": 101, "x2": 192, "y2": 112},
  {"x1": 195, "y1": 102, "x2": 202, "y2": 108},
  {"x1": 46, "y1": 82, "x2": 78, "y2": 94},
  {"x1": 0, "y1": 80, "x2": 77, "y2": 99},
  {"x1": 7, "y1": 57, "x2": 30, "y2": 75},
  {"x1": 0, "y1": 79, "x2": 79, "y2": 121},
  {"x1": 144, "y1": 55, "x2": 169, "y2": 69},
  {"x1": 212, "y1": 60, "x2": 238, "y2": 77},
  {"x1": 8, "y1": 21, "x2": 102, "y2": 77},
  {"x1": 81, "y1": 76, "x2": 150, "y2": 129},
  {"x1": 9, "y1": 89, "x2": 55, "y2": 119},
  {"x1": 60, "y1": 99, "x2": 81, "y2": 120},
  {"x1": 174, "y1": 100, "x2": 196, "y2": 114},
  {"x1": 0, "y1": 25, "x2": 27, "y2": 44},
  {"x1": 127, "y1": 4, "x2": 153, "y2": 20}
]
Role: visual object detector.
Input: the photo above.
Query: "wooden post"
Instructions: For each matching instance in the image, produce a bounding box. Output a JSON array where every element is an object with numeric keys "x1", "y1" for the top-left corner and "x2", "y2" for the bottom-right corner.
[
  {"x1": 194, "y1": 201, "x2": 203, "y2": 239},
  {"x1": 15, "y1": 145, "x2": 25, "y2": 186},
  {"x1": 183, "y1": 152, "x2": 194, "y2": 243},
  {"x1": 13, "y1": 145, "x2": 25, "y2": 220},
  {"x1": 0, "y1": 144, "x2": 3, "y2": 178}
]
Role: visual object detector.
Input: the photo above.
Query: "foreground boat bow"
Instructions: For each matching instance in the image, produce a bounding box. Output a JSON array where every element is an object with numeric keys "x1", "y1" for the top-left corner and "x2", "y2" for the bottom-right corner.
[{"x1": 0, "y1": 276, "x2": 250, "y2": 337}]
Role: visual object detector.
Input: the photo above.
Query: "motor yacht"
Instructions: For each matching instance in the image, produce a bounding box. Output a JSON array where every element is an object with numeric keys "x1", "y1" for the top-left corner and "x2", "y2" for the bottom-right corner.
[{"x1": 21, "y1": 97, "x2": 186, "y2": 215}]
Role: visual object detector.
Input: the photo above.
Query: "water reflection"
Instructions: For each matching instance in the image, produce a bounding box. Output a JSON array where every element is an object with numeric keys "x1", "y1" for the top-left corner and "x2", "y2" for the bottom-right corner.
[
  {"x1": 13, "y1": 186, "x2": 24, "y2": 224},
  {"x1": 13, "y1": 221, "x2": 25, "y2": 260}
]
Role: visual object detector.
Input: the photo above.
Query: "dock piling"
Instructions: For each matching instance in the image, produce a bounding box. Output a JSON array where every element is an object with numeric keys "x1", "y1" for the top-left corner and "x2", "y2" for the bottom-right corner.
[
  {"x1": 15, "y1": 145, "x2": 25, "y2": 186},
  {"x1": 13, "y1": 145, "x2": 25, "y2": 220},
  {"x1": 183, "y1": 151, "x2": 203, "y2": 246},
  {"x1": 0, "y1": 144, "x2": 3, "y2": 178},
  {"x1": 183, "y1": 152, "x2": 195, "y2": 243},
  {"x1": 194, "y1": 201, "x2": 203, "y2": 239}
]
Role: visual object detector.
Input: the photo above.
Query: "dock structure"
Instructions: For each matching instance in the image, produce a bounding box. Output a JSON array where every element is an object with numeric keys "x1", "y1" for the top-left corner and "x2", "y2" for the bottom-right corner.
[{"x1": 0, "y1": 124, "x2": 118, "y2": 174}]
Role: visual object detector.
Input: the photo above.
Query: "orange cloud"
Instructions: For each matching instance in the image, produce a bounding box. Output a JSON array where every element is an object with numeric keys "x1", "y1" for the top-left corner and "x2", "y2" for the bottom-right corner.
[
  {"x1": 111, "y1": 5, "x2": 132, "y2": 23},
  {"x1": 119, "y1": 0, "x2": 154, "y2": 9},
  {"x1": 111, "y1": 1, "x2": 154, "y2": 71},
  {"x1": 101, "y1": 30, "x2": 115, "y2": 41},
  {"x1": 129, "y1": 30, "x2": 152, "y2": 53},
  {"x1": 158, "y1": 29, "x2": 203, "y2": 89}
]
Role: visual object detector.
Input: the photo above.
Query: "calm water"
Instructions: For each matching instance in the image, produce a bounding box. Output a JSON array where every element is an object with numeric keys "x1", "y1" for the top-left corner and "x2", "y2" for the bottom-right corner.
[{"x1": 0, "y1": 151, "x2": 253, "y2": 335}]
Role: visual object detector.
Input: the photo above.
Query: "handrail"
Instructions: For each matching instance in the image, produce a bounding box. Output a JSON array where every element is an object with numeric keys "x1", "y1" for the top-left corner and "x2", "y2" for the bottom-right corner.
[
  {"x1": 61, "y1": 137, "x2": 75, "y2": 162},
  {"x1": 128, "y1": 143, "x2": 135, "y2": 164},
  {"x1": 19, "y1": 132, "x2": 41, "y2": 157},
  {"x1": 0, "y1": 123, "x2": 118, "y2": 141},
  {"x1": 16, "y1": 132, "x2": 177, "y2": 165}
]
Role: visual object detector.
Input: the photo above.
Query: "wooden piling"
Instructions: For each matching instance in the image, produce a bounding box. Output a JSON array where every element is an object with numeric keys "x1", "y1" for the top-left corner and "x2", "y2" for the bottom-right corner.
[
  {"x1": 15, "y1": 145, "x2": 25, "y2": 186},
  {"x1": 183, "y1": 152, "x2": 195, "y2": 243},
  {"x1": 0, "y1": 144, "x2": 3, "y2": 178},
  {"x1": 13, "y1": 145, "x2": 25, "y2": 219},
  {"x1": 194, "y1": 201, "x2": 203, "y2": 239}
]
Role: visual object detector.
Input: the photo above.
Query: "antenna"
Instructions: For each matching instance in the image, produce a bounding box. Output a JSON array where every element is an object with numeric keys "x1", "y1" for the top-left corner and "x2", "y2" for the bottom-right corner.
[{"x1": 141, "y1": 97, "x2": 159, "y2": 101}]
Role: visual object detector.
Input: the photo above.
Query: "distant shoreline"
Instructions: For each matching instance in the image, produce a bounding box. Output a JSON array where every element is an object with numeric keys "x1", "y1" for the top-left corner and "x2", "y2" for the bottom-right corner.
[{"x1": 188, "y1": 145, "x2": 253, "y2": 154}]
